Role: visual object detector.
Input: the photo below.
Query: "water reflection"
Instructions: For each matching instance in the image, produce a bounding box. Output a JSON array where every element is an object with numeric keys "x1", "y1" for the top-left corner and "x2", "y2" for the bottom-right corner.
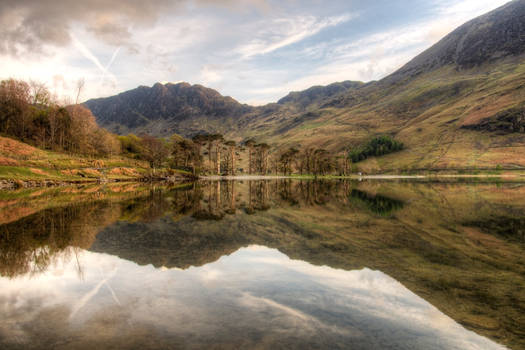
[
  {"x1": 0, "y1": 246, "x2": 506, "y2": 350},
  {"x1": 0, "y1": 180, "x2": 524, "y2": 349}
]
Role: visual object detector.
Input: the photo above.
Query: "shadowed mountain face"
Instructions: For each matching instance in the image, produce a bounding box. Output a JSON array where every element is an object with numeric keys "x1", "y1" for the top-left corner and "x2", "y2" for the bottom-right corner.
[
  {"x1": 390, "y1": 0, "x2": 525, "y2": 80},
  {"x1": 84, "y1": 82, "x2": 254, "y2": 137},
  {"x1": 277, "y1": 81, "x2": 365, "y2": 109},
  {"x1": 0, "y1": 180, "x2": 524, "y2": 349}
]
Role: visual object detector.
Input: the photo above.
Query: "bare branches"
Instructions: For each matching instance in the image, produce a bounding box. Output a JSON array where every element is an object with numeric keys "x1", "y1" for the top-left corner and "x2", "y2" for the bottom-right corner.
[{"x1": 75, "y1": 78, "x2": 85, "y2": 104}]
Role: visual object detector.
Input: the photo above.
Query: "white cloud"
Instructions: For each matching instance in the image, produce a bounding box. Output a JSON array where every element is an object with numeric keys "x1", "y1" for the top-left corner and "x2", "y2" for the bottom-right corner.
[
  {"x1": 200, "y1": 64, "x2": 224, "y2": 85},
  {"x1": 236, "y1": 14, "x2": 353, "y2": 58}
]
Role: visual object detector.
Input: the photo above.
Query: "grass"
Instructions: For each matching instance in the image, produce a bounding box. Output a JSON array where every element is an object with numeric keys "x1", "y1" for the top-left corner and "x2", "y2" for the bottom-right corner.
[
  {"x1": 0, "y1": 136, "x2": 193, "y2": 184},
  {"x1": 224, "y1": 59, "x2": 525, "y2": 173}
]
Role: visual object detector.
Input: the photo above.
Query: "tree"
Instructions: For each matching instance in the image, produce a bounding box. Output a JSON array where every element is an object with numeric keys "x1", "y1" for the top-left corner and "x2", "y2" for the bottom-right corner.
[
  {"x1": 75, "y1": 78, "x2": 85, "y2": 104},
  {"x1": 279, "y1": 147, "x2": 299, "y2": 175},
  {"x1": 349, "y1": 135, "x2": 404, "y2": 163},
  {"x1": 118, "y1": 134, "x2": 143, "y2": 157},
  {"x1": 140, "y1": 135, "x2": 169, "y2": 173},
  {"x1": 207, "y1": 134, "x2": 224, "y2": 175},
  {"x1": 244, "y1": 139, "x2": 256, "y2": 174},
  {"x1": 191, "y1": 134, "x2": 207, "y2": 170},
  {"x1": 255, "y1": 143, "x2": 270, "y2": 174},
  {"x1": 0, "y1": 78, "x2": 123, "y2": 158},
  {"x1": 65, "y1": 104, "x2": 98, "y2": 155},
  {"x1": 0, "y1": 79, "x2": 31, "y2": 138},
  {"x1": 313, "y1": 149, "x2": 334, "y2": 175},
  {"x1": 173, "y1": 138, "x2": 200, "y2": 175},
  {"x1": 92, "y1": 129, "x2": 120, "y2": 157},
  {"x1": 29, "y1": 80, "x2": 51, "y2": 106},
  {"x1": 224, "y1": 140, "x2": 236, "y2": 175}
]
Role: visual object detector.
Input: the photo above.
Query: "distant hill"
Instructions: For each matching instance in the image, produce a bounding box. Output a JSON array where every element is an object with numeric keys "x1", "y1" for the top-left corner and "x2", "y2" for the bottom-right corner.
[
  {"x1": 85, "y1": 0, "x2": 525, "y2": 170},
  {"x1": 84, "y1": 82, "x2": 254, "y2": 137},
  {"x1": 277, "y1": 81, "x2": 364, "y2": 109}
]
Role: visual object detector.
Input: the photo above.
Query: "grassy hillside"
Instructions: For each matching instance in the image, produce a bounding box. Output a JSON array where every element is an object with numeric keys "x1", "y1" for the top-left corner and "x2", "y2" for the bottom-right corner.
[
  {"x1": 235, "y1": 58, "x2": 525, "y2": 172},
  {"x1": 81, "y1": 1, "x2": 525, "y2": 174},
  {"x1": 0, "y1": 135, "x2": 166, "y2": 185},
  {"x1": 226, "y1": 1, "x2": 525, "y2": 171}
]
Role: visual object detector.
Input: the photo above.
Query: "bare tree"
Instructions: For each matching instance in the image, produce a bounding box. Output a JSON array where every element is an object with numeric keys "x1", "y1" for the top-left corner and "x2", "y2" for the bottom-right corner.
[
  {"x1": 29, "y1": 80, "x2": 51, "y2": 106},
  {"x1": 75, "y1": 78, "x2": 85, "y2": 104},
  {"x1": 224, "y1": 140, "x2": 236, "y2": 175},
  {"x1": 244, "y1": 139, "x2": 256, "y2": 174},
  {"x1": 140, "y1": 135, "x2": 170, "y2": 174}
]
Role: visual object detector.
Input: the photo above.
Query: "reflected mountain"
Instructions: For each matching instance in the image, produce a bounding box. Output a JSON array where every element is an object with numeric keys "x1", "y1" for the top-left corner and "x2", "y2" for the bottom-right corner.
[
  {"x1": 0, "y1": 180, "x2": 524, "y2": 349},
  {"x1": 0, "y1": 246, "x2": 507, "y2": 350}
]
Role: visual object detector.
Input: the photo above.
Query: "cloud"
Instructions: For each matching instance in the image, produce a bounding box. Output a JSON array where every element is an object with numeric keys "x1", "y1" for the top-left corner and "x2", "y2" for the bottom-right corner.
[
  {"x1": 237, "y1": 14, "x2": 353, "y2": 58},
  {"x1": 0, "y1": 0, "x2": 277, "y2": 57},
  {"x1": 230, "y1": 0, "x2": 513, "y2": 103},
  {"x1": 200, "y1": 65, "x2": 224, "y2": 85},
  {"x1": 0, "y1": 0, "x2": 178, "y2": 56},
  {"x1": 71, "y1": 35, "x2": 113, "y2": 80},
  {"x1": 0, "y1": 0, "x2": 513, "y2": 105}
]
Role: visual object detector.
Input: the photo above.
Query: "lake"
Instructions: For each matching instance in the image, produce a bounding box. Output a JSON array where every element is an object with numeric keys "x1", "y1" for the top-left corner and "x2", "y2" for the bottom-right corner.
[{"x1": 0, "y1": 180, "x2": 523, "y2": 349}]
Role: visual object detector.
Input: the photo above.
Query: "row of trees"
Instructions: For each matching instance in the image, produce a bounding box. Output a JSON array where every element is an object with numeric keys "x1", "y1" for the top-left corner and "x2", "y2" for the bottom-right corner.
[
  {"x1": 0, "y1": 79, "x2": 120, "y2": 156},
  {"x1": 117, "y1": 132, "x2": 390, "y2": 177},
  {"x1": 277, "y1": 147, "x2": 348, "y2": 176},
  {"x1": 0, "y1": 79, "x2": 403, "y2": 175}
]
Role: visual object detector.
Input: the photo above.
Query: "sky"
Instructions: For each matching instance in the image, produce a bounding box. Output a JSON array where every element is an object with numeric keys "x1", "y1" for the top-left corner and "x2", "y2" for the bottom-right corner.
[{"x1": 0, "y1": 0, "x2": 512, "y2": 105}]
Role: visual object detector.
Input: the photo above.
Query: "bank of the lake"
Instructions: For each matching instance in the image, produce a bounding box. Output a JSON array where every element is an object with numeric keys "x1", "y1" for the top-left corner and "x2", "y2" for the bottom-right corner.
[{"x1": 200, "y1": 172, "x2": 525, "y2": 182}]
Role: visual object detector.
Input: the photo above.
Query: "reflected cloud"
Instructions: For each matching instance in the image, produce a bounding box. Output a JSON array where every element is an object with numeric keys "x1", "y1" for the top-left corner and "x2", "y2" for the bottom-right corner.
[{"x1": 0, "y1": 246, "x2": 506, "y2": 349}]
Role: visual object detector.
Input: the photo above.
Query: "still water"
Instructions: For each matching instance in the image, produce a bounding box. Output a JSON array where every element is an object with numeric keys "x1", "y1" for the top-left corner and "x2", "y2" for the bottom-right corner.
[{"x1": 0, "y1": 180, "x2": 523, "y2": 349}]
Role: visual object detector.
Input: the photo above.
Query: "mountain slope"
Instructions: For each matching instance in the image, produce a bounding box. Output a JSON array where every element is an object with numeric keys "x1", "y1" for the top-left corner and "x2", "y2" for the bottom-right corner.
[
  {"x1": 85, "y1": 82, "x2": 254, "y2": 137},
  {"x1": 243, "y1": 0, "x2": 525, "y2": 171},
  {"x1": 277, "y1": 80, "x2": 364, "y2": 110},
  {"x1": 390, "y1": 0, "x2": 525, "y2": 80},
  {"x1": 85, "y1": 0, "x2": 525, "y2": 171}
]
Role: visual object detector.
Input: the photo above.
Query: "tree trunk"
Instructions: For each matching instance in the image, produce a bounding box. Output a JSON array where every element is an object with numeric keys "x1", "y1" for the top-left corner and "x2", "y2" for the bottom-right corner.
[
  {"x1": 208, "y1": 143, "x2": 212, "y2": 172},
  {"x1": 216, "y1": 145, "x2": 221, "y2": 175},
  {"x1": 231, "y1": 148, "x2": 235, "y2": 175},
  {"x1": 230, "y1": 181, "x2": 235, "y2": 211},
  {"x1": 248, "y1": 149, "x2": 252, "y2": 174}
]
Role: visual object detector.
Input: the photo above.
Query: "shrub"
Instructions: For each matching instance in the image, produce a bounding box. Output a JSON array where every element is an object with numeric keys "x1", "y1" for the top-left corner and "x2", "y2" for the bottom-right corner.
[{"x1": 349, "y1": 136, "x2": 404, "y2": 163}]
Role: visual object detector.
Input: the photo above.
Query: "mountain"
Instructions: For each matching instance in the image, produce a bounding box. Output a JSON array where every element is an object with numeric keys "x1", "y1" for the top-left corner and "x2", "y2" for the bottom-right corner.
[
  {"x1": 84, "y1": 82, "x2": 254, "y2": 137},
  {"x1": 390, "y1": 0, "x2": 525, "y2": 79},
  {"x1": 277, "y1": 81, "x2": 364, "y2": 109},
  {"x1": 243, "y1": 0, "x2": 525, "y2": 171},
  {"x1": 85, "y1": 0, "x2": 525, "y2": 170}
]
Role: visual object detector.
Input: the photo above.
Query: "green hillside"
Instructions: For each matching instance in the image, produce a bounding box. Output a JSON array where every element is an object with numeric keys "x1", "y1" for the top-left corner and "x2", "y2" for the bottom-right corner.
[{"x1": 83, "y1": 0, "x2": 525, "y2": 173}]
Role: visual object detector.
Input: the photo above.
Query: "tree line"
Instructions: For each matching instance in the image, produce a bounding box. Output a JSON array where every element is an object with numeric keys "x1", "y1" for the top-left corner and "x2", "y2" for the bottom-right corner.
[
  {"x1": 0, "y1": 79, "x2": 404, "y2": 175},
  {"x1": 0, "y1": 79, "x2": 120, "y2": 156},
  {"x1": 108, "y1": 132, "x2": 403, "y2": 176}
]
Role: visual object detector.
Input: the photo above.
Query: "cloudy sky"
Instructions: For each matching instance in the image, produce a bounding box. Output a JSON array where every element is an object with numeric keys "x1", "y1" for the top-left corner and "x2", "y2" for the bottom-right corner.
[{"x1": 0, "y1": 0, "x2": 511, "y2": 104}]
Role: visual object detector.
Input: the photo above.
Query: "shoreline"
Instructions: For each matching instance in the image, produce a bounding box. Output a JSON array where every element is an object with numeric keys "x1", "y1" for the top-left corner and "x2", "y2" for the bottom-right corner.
[
  {"x1": 199, "y1": 174, "x2": 525, "y2": 180},
  {"x1": 0, "y1": 175, "x2": 194, "y2": 190},
  {"x1": 1, "y1": 173, "x2": 524, "y2": 190}
]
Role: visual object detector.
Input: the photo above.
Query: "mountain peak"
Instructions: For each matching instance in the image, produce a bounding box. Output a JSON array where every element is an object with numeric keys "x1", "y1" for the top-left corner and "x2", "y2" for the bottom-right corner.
[
  {"x1": 84, "y1": 82, "x2": 253, "y2": 137},
  {"x1": 391, "y1": 0, "x2": 525, "y2": 78},
  {"x1": 277, "y1": 81, "x2": 364, "y2": 108}
]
